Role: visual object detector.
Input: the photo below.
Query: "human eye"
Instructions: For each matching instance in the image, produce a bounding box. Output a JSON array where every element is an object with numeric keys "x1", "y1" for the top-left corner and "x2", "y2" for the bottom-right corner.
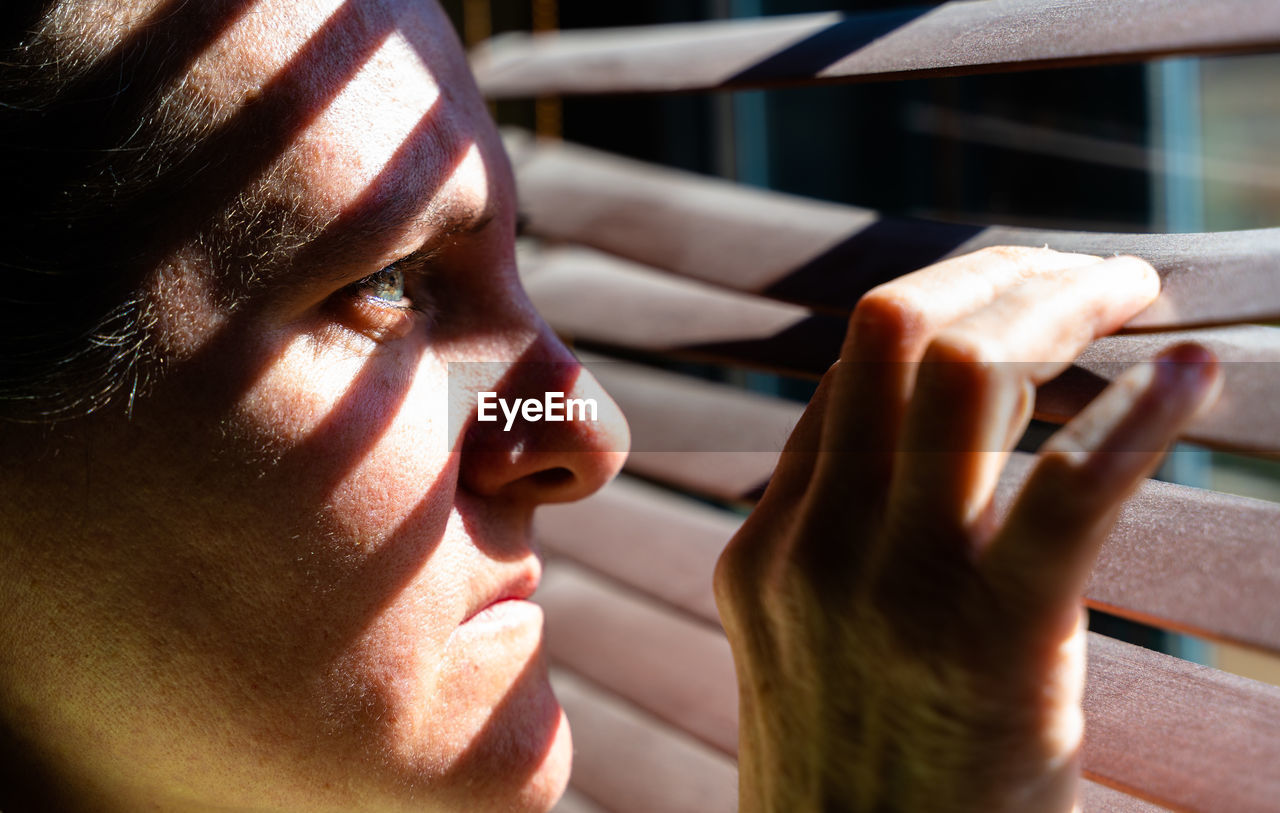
[
  {"x1": 331, "y1": 260, "x2": 433, "y2": 342},
  {"x1": 355, "y1": 263, "x2": 411, "y2": 309}
]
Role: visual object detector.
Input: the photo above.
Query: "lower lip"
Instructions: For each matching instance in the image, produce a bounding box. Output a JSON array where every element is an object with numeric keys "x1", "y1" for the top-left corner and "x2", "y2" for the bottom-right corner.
[{"x1": 463, "y1": 599, "x2": 543, "y2": 631}]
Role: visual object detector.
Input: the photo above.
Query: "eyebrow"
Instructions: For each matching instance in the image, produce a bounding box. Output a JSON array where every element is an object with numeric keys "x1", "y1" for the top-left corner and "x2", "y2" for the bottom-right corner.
[
  {"x1": 244, "y1": 199, "x2": 500, "y2": 291},
  {"x1": 325, "y1": 208, "x2": 498, "y2": 277},
  {"x1": 367, "y1": 209, "x2": 499, "y2": 275}
]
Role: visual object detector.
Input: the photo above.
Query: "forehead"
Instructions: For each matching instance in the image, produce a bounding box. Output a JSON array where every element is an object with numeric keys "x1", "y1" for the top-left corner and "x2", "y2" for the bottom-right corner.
[{"x1": 183, "y1": 0, "x2": 500, "y2": 264}]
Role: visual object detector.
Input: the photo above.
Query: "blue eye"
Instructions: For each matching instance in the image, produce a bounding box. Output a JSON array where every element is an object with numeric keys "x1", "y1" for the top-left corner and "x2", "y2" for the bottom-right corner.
[{"x1": 358, "y1": 264, "x2": 408, "y2": 307}]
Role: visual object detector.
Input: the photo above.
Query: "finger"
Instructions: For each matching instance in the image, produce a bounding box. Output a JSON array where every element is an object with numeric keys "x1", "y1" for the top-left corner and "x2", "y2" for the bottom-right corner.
[
  {"x1": 762, "y1": 367, "x2": 834, "y2": 505},
  {"x1": 888, "y1": 256, "x2": 1159, "y2": 537},
  {"x1": 723, "y1": 367, "x2": 835, "y2": 568},
  {"x1": 811, "y1": 246, "x2": 1105, "y2": 513},
  {"x1": 982, "y1": 343, "x2": 1221, "y2": 640}
]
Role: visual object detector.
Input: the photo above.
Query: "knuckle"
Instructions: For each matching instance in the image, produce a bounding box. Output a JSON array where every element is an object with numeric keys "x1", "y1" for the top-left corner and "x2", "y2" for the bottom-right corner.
[
  {"x1": 1022, "y1": 449, "x2": 1112, "y2": 519},
  {"x1": 714, "y1": 539, "x2": 794, "y2": 626},
  {"x1": 1007, "y1": 458, "x2": 1079, "y2": 527},
  {"x1": 713, "y1": 539, "x2": 762, "y2": 606},
  {"x1": 924, "y1": 327, "x2": 1004, "y2": 367},
  {"x1": 1030, "y1": 448, "x2": 1085, "y2": 488},
  {"x1": 712, "y1": 551, "x2": 744, "y2": 612},
  {"x1": 850, "y1": 287, "x2": 928, "y2": 356},
  {"x1": 916, "y1": 330, "x2": 1006, "y2": 400},
  {"x1": 713, "y1": 542, "x2": 744, "y2": 588}
]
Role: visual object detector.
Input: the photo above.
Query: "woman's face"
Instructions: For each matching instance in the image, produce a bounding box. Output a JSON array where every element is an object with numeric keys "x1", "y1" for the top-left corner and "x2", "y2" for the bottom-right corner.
[{"x1": 2, "y1": 1, "x2": 626, "y2": 810}]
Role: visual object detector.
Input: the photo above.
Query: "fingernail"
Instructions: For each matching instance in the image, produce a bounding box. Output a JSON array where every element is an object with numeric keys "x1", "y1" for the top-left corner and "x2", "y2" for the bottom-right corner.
[
  {"x1": 1157, "y1": 341, "x2": 1215, "y2": 367},
  {"x1": 1154, "y1": 342, "x2": 1222, "y2": 411}
]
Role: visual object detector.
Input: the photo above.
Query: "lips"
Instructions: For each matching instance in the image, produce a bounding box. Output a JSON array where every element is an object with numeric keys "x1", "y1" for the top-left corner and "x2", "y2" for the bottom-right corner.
[{"x1": 461, "y1": 559, "x2": 542, "y2": 626}]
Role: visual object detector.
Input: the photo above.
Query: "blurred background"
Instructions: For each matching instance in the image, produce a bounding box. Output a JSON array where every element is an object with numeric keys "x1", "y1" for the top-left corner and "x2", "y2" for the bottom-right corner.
[{"x1": 441, "y1": 0, "x2": 1280, "y2": 685}]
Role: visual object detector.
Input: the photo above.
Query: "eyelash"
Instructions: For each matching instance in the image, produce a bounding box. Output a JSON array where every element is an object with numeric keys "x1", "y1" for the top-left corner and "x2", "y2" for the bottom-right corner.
[
  {"x1": 334, "y1": 215, "x2": 512, "y2": 339},
  {"x1": 336, "y1": 258, "x2": 436, "y2": 340},
  {"x1": 354, "y1": 263, "x2": 414, "y2": 311}
]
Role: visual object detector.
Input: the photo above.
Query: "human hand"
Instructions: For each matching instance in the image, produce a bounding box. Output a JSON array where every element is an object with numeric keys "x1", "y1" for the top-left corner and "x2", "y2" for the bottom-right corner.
[{"x1": 713, "y1": 247, "x2": 1222, "y2": 812}]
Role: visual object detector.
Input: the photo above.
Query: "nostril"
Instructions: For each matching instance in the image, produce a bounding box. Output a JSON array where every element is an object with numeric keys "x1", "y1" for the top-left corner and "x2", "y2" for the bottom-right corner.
[{"x1": 530, "y1": 467, "x2": 575, "y2": 489}]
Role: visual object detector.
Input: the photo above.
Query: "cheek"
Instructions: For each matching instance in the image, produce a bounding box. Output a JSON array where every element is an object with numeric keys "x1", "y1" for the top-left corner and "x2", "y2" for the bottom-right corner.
[
  {"x1": 249, "y1": 328, "x2": 459, "y2": 604},
  {"x1": 166, "y1": 329, "x2": 567, "y2": 802},
  {"x1": 230, "y1": 330, "x2": 454, "y2": 507},
  {"x1": 207, "y1": 332, "x2": 463, "y2": 683},
  {"x1": 295, "y1": 361, "x2": 567, "y2": 796},
  {"x1": 230, "y1": 339, "x2": 487, "y2": 732},
  {"x1": 320, "y1": 380, "x2": 455, "y2": 545}
]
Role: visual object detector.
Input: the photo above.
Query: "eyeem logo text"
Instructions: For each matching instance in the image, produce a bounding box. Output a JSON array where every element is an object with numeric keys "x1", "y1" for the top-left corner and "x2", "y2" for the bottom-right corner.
[{"x1": 477, "y1": 392, "x2": 599, "y2": 431}]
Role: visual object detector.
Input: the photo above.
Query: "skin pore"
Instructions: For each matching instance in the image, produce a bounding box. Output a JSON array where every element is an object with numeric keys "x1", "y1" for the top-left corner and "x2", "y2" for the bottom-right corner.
[{"x1": 0, "y1": 1, "x2": 627, "y2": 810}]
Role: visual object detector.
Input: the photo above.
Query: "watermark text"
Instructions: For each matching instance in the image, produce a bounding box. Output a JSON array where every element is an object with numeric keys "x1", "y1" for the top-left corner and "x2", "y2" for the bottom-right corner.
[{"x1": 477, "y1": 391, "x2": 598, "y2": 431}]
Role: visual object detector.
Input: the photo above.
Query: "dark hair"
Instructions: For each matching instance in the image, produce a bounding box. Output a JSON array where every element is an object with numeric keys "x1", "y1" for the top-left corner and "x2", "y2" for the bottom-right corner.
[{"x1": 0, "y1": 0, "x2": 238, "y2": 423}]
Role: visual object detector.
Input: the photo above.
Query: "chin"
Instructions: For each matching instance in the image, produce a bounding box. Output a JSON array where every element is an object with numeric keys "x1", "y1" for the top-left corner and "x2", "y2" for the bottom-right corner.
[
  {"x1": 513, "y1": 706, "x2": 574, "y2": 813},
  {"x1": 422, "y1": 667, "x2": 574, "y2": 813},
  {"x1": 362, "y1": 611, "x2": 570, "y2": 811}
]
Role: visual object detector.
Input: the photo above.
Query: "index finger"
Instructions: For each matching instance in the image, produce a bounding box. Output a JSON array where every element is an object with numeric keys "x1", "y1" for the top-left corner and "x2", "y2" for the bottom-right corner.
[{"x1": 808, "y1": 247, "x2": 1105, "y2": 520}]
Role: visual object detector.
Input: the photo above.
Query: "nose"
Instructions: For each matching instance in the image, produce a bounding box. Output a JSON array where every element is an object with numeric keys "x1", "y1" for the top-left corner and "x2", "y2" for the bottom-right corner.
[{"x1": 453, "y1": 331, "x2": 629, "y2": 504}]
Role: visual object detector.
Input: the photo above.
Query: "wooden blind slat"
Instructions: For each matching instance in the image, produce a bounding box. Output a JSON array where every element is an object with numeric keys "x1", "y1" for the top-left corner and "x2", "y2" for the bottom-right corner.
[
  {"x1": 535, "y1": 476, "x2": 734, "y2": 626},
  {"x1": 567, "y1": 359, "x2": 1280, "y2": 654},
  {"x1": 553, "y1": 788, "x2": 612, "y2": 813},
  {"x1": 521, "y1": 243, "x2": 845, "y2": 375},
  {"x1": 508, "y1": 135, "x2": 1280, "y2": 331},
  {"x1": 550, "y1": 669, "x2": 738, "y2": 813},
  {"x1": 474, "y1": 1, "x2": 1280, "y2": 97},
  {"x1": 539, "y1": 561, "x2": 739, "y2": 756},
  {"x1": 1078, "y1": 782, "x2": 1173, "y2": 812},
  {"x1": 1000, "y1": 454, "x2": 1280, "y2": 655},
  {"x1": 538, "y1": 561, "x2": 1280, "y2": 809},
  {"x1": 1085, "y1": 634, "x2": 1280, "y2": 812},
  {"x1": 1037, "y1": 328, "x2": 1280, "y2": 456},
  {"x1": 528, "y1": 250, "x2": 1280, "y2": 455}
]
